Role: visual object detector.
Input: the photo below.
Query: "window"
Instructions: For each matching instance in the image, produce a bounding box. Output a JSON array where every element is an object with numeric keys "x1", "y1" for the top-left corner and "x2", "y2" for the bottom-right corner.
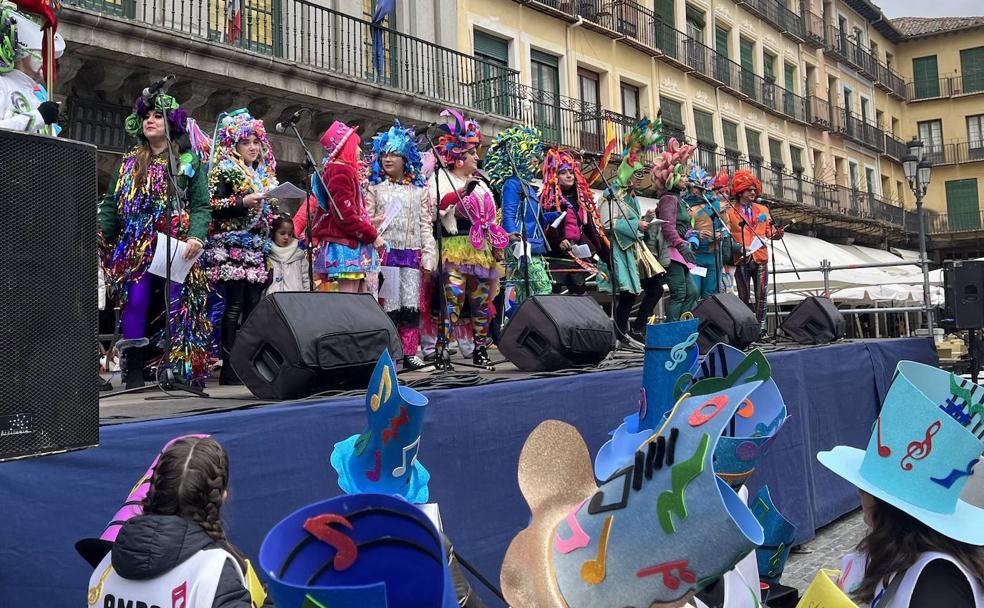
[
  {"x1": 764, "y1": 52, "x2": 776, "y2": 83},
  {"x1": 746, "y1": 128, "x2": 762, "y2": 161},
  {"x1": 790, "y1": 145, "x2": 804, "y2": 174},
  {"x1": 654, "y1": 0, "x2": 674, "y2": 23},
  {"x1": 784, "y1": 63, "x2": 796, "y2": 93},
  {"x1": 849, "y1": 162, "x2": 859, "y2": 190},
  {"x1": 578, "y1": 68, "x2": 600, "y2": 108},
  {"x1": 715, "y1": 27, "x2": 732, "y2": 86},
  {"x1": 473, "y1": 31, "x2": 510, "y2": 116},
  {"x1": 693, "y1": 109, "x2": 715, "y2": 146},
  {"x1": 661, "y1": 97, "x2": 685, "y2": 142},
  {"x1": 912, "y1": 56, "x2": 940, "y2": 99},
  {"x1": 960, "y1": 47, "x2": 984, "y2": 93},
  {"x1": 211, "y1": 0, "x2": 279, "y2": 53},
  {"x1": 715, "y1": 27, "x2": 729, "y2": 58},
  {"x1": 918, "y1": 119, "x2": 944, "y2": 163},
  {"x1": 769, "y1": 138, "x2": 784, "y2": 168},
  {"x1": 577, "y1": 68, "x2": 602, "y2": 150},
  {"x1": 621, "y1": 82, "x2": 640, "y2": 119},
  {"x1": 843, "y1": 86, "x2": 852, "y2": 112},
  {"x1": 968, "y1": 114, "x2": 984, "y2": 159},
  {"x1": 722, "y1": 120, "x2": 740, "y2": 153},
  {"x1": 865, "y1": 167, "x2": 875, "y2": 195},
  {"x1": 531, "y1": 50, "x2": 561, "y2": 142},
  {"x1": 740, "y1": 38, "x2": 755, "y2": 97},
  {"x1": 685, "y1": 6, "x2": 706, "y2": 72},
  {"x1": 860, "y1": 97, "x2": 869, "y2": 124},
  {"x1": 946, "y1": 179, "x2": 981, "y2": 231},
  {"x1": 686, "y1": 5, "x2": 705, "y2": 39}
]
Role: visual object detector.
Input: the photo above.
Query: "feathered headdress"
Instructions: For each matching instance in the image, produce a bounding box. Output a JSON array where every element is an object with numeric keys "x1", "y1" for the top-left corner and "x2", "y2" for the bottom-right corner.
[
  {"x1": 484, "y1": 125, "x2": 544, "y2": 187},
  {"x1": 651, "y1": 138, "x2": 696, "y2": 192},
  {"x1": 435, "y1": 108, "x2": 482, "y2": 166},
  {"x1": 615, "y1": 115, "x2": 664, "y2": 186},
  {"x1": 211, "y1": 108, "x2": 275, "y2": 173},
  {"x1": 369, "y1": 120, "x2": 425, "y2": 187},
  {"x1": 689, "y1": 165, "x2": 712, "y2": 190}
]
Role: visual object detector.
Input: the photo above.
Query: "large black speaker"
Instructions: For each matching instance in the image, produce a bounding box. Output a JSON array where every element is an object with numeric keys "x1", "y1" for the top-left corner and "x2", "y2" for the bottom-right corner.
[
  {"x1": 0, "y1": 132, "x2": 98, "y2": 461},
  {"x1": 499, "y1": 295, "x2": 615, "y2": 371},
  {"x1": 944, "y1": 260, "x2": 984, "y2": 330},
  {"x1": 780, "y1": 296, "x2": 846, "y2": 345},
  {"x1": 692, "y1": 293, "x2": 760, "y2": 352},
  {"x1": 231, "y1": 292, "x2": 402, "y2": 400}
]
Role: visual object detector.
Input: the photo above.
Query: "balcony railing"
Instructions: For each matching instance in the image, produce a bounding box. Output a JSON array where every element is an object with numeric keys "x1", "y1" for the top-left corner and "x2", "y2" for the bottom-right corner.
[
  {"x1": 838, "y1": 109, "x2": 884, "y2": 152},
  {"x1": 738, "y1": 0, "x2": 805, "y2": 42},
  {"x1": 65, "y1": 97, "x2": 135, "y2": 153},
  {"x1": 507, "y1": 83, "x2": 605, "y2": 153},
  {"x1": 908, "y1": 72, "x2": 984, "y2": 101},
  {"x1": 926, "y1": 210, "x2": 984, "y2": 235},
  {"x1": 823, "y1": 26, "x2": 876, "y2": 79},
  {"x1": 810, "y1": 96, "x2": 832, "y2": 130},
  {"x1": 875, "y1": 62, "x2": 906, "y2": 99},
  {"x1": 917, "y1": 141, "x2": 984, "y2": 166},
  {"x1": 803, "y1": 8, "x2": 825, "y2": 47},
  {"x1": 883, "y1": 133, "x2": 907, "y2": 162},
  {"x1": 65, "y1": 0, "x2": 520, "y2": 118}
]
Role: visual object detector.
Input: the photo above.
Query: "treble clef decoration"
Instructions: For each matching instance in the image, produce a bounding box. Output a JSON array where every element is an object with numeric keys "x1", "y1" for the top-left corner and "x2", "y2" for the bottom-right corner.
[
  {"x1": 900, "y1": 420, "x2": 942, "y2": 471},
  {"x1": 665, "y1": 332, "x2": 699, "y2": 372}
]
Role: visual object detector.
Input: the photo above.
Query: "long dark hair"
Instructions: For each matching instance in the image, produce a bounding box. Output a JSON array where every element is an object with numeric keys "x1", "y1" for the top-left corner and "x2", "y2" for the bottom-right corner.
[
  {"x1": 142, "y1": 436, "x2": 245, "y2": 568},
  {"x1": 854, "y1": 495, "x2": 984, "y2": 603}
]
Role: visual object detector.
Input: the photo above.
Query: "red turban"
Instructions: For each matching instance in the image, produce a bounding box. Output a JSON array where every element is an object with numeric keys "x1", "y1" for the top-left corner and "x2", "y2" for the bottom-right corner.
[{"x1": 731, "y1": 170, "x2": 762, "y2": 197}]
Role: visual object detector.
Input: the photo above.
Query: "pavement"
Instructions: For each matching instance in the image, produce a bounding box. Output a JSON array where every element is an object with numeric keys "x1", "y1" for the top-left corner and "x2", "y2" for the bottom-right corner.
[{"x1": 782, "y1": 509, "x2": 866, "y2": 593}]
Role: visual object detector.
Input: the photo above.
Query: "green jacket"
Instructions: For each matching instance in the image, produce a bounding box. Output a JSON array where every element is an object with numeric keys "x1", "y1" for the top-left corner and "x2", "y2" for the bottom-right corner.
[{"x1": 97, "y1": 152, "x2": 211, "y2": 243}]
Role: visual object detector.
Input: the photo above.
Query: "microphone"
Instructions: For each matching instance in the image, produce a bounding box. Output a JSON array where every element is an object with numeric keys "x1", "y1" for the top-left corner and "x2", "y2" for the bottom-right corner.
[
  {"x1": 578, "y1": 149, "x2": 603, "y2": 159},
  {"x1": 275, "y1": 108, "x2": 308, "y2": 134},
  {"x1": 756, "y1": 196, "x2": 777, "y2": 205},
  {"x1": 142, "y1": 74, "x2": 176, "y2": 98}
]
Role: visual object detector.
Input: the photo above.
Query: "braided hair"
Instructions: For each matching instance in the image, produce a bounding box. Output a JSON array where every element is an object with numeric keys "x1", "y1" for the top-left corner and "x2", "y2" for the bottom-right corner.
[{"x1": 142, "y1": 436, "x2": 246, "y2": 568}]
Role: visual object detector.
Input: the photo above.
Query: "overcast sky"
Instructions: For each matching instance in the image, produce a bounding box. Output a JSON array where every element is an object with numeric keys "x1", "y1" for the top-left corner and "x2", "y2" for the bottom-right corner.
[{"x1": 880, "y1": 0, "x2": 982, "y2": 18}]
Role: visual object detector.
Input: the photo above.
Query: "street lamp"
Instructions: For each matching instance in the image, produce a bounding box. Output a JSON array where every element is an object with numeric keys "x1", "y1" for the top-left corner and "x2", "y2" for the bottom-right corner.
[{"x1": 903, "y1": 137, "x2": 934, "y2": 332}]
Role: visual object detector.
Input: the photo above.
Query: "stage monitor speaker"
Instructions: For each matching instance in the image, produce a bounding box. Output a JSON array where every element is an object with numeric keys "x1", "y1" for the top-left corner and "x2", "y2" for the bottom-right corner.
[
  {"x1": 692, "y1": 293, "x2": 760, "y2": 352},
  {"x1": 944, "y1": 260, "x2": 984, "y2": 330},
  {"x1": 499, "y1": 295, "x2": 615, "y2": 371},
  {"x1": 231, "y1": 292, "x2": 402, "y2": 400},
  {"x1": 0, "y1": 132, "x2": 99, "y2": 461},
  {"x1": 780, "y1": 296, "x2": 846, "y2": 345}
]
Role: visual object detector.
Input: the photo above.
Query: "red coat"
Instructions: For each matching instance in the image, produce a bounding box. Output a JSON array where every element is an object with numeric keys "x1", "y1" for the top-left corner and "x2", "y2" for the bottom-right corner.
[{"x1": 293, "y1": 163, "x2": 378, "y2": 249}]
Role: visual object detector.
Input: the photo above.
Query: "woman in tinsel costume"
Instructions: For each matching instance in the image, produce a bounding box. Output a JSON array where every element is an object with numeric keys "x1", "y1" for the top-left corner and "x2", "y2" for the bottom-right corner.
[
  {"x1": 97, "y1": 93, "x2": 212, "y2": 389},
  {"x1": 539, "y1": 148, "x2": 610, "y2": 295},
  {"x1": 484, "y1": 126, "x2": 550, "y2": 315},
  {"x1": 204, "y1": 109, "x2": 278, "y2": 384},
  {"x1": 365, "y1": 120, "x2": 434, "y2": 371}
]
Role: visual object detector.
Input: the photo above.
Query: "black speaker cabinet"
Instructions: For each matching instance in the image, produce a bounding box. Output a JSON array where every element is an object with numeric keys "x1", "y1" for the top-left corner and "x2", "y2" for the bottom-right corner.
[
  {"x1": 944, "y1": 260, "x2": 984, "y2": 330},
  {"x1": 499, "y1": 295, "x2": 615, "y2": 371},
  {"x1": 231, "y1": 292, "x2": 402, "y2": 400},
  {"x1": 0, "y1": 131, "x2": 99, "y2": 461},
  {"x1": 780, "y1": 296, "x2": 846, "y2": 345},
  {"x1": 692, "y1": 293, "x2": 761, "y2": 352}
]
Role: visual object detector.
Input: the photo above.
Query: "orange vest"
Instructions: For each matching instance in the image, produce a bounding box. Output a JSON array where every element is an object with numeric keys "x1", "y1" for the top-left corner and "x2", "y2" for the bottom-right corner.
[{"x1": 726, "y1": 202, "x2": 776, "y2": 265}]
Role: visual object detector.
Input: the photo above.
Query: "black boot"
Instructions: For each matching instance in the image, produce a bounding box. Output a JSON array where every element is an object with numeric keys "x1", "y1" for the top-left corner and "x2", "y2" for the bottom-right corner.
[
  {"x1": 219, "y1": 350, "x2": 243, "y2": 385},
  {"x1": 123, "y1": 347, "x2": 146, "y2": 390},
  {"x1": 473, "y1": 345, "x2": 494, "y2": 369}
]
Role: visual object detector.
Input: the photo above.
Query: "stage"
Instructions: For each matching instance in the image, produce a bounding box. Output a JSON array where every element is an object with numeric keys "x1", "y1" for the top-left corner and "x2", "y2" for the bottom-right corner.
[{"x1": 0, "y1": 337, "x2": 936, "y2": 606}]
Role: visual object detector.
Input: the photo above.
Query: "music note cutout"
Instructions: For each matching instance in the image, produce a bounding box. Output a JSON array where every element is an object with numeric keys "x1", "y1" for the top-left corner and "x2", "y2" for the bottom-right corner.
[
  {"x1": 303, "y1": 514, "x2": 358, "y2": 570},
  {"x1": 636, "y1": 559, "x2": 697, "y2": 590},
  {"x1": 875, "y1": 417, "x2": 891, "y2": 457},
  {"x1": 554, "y1": 499, "x2": 591, "y2": 554},
  {"x1": 580, "y1": 515, "x2": 613, "y2": 585},
  {"x1": 900, "y1": 420, "x2": 941, "y2": 471},
  {"x1": 751, "y1": 496, "x2": 771, "y2": 522},
  {"x1": 370, "y1": 366, "x2": 392, "y2": 412},
  {"x1": 382, "y1": 406, "x2": 409, "y2": 444},
  {"x1": 392, "y1": 437, "x2": 420, "y2": 477},
  {"x1": 365, "y1": 450, "x2": 382, "y2": 481},
  {"x1": 930, "y1": 459, "x2": 978, "y2": 489}
]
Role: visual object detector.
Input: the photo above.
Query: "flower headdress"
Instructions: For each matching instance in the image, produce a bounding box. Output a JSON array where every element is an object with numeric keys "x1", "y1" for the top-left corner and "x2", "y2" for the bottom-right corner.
[
  {"x1": 650, "y1": 138, "x2": 696, "y2": 192},
  {"x1": 483, "y1": 126, "x2": 544, "y2": 188},
  {"x1": 369, "y1": 119, "x2": 425, "y2": 187},
  {"x1": 123, "y1": 93, "x2": 188, "y2": 142},
  {"x1": 435, "y1": 108, "x2": 482, "y2": 166},
  {"x1": 212, "y1": 108, "x2": 276, "y2": 173},
  {"x1": 615, "y1": 115, "x2": 664, "y2": 186}
]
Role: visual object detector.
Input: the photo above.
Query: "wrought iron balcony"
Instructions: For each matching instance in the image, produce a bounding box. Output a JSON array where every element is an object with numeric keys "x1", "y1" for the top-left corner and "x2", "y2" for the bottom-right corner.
[
  {"x1": 838, "y1": 109, "x2": 884, "y2": 152},
  {"x1": 506, "y1": 83, "x2": 606, "y2": 153},
  {"x1": 909, "y1": 71, "x2": 984, "y2": 101},
  {"x1": 64, "y1": 0, "x2": 520, "y2": 119},
  {"x1": 738, "y1": 0, "x2": 805, "y2": 42},
  {"x1": 65, "y1": 97, "x2": 135, "y2": 153},
  {"x1": 883, "y1": 133, "x2": 907, "y2": 162},
  {"x1": 823, "y1": 26, "x2": 876, "y2": 80},
  {"x1": 927, "y1": 210, "x2": 984, "y2": 234},
  {"x1": 802, "y1": 7, "x2": 825, "y2": 48},
  {"x1": 875, "y1": 62, "x2": 906, "y2": 100},
  {"x1": 809, "y1": 96, "x2": 832, "y2": 131},
  {"x1": 917, "y1": 141, "x2": 984, "y2": 166}
]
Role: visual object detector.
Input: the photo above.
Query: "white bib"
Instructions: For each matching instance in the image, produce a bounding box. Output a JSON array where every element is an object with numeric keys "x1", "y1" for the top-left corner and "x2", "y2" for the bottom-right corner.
[{"x1": 875, "y1": 551, "x2": 983, "y2": 608}]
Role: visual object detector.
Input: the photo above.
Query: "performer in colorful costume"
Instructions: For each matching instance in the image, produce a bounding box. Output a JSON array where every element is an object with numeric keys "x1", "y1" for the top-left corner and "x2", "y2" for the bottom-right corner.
[
  {"x1": 726, "y1": 169, "x2": 781, "y2": 332},
  {"x1": 485, "y1": 126, "x2": 550, "y2": 313},
  {"x1": 652, "y1": 138, "x2": 699, "y2": 321},
  {"x1": 205, "y1": 109, "x2": 278, "y2": 384},
  {"x1": 0, "y1": 3, "x2": 63, "y2": 133},
  {"x1": 816, "y1": 362, "x2": 984, "y2": 606},
  {"x1": 366, "y1": 120, "x2": 434, "y2": 370},
  {"x1": 97, "y1": 93, "x2": 212, "y2": 388},
  {"x1": 684, "y1": 165, "x2": 722, "y2": 299},
  {"x1": 540, "y1": 148, "x2": 610, "y2": 295},
  {"x1": 429, "y1": 109, "x2": 505, "y2": 367},
  {"x1": 294, "y1": 121, "x2": 383, "y2": 293}
]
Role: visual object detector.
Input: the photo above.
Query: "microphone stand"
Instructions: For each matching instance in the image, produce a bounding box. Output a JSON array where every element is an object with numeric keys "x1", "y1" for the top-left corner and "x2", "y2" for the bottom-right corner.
[
  {"x1": 418, "y1": 128, "x2": 490, "y2": 372},
  {"x1": 698, "y1": 189, "x2": 730, "y2": 295},
  {"x1": 764, "y1": 204, "x2": 799, "y2": 341},
  {"x1": 501, "y1": 141, "x2": 540, "y2": 306}
]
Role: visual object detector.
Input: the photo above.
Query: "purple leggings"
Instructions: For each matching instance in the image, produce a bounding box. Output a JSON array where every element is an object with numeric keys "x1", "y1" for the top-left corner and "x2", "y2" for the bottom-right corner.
[{"x1": 120, "y1": 274, "x2": 183, "y2": 340}]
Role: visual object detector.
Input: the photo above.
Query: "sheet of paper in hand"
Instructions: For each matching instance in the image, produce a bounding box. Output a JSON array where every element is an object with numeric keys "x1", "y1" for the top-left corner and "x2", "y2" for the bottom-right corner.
[
  {"x1": 148, "y1": 233, "x2": 202, "y2": 284},
  {"x1": 265, "y1": 182, "x2": 308, "y2": 201}
]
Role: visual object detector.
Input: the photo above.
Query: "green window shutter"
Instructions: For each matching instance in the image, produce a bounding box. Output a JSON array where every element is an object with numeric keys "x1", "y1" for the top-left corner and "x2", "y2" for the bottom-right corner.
[
  {"x1": 790, "y1": 146, "x2": 804, "y2": 172},
  {"x1": 531, "y1": 49, "x2": 558, "y2": 68},
  {"x1": 473, "y1": 31, "x2": 508, "y2": 63},
  {"x1": 722, "y1": 120, "x2": 739, "y2": 152},
  {"x1": 784, "y1": 63, "x2": 796, "y2": 91},
  {"x1": 912, "y1": 56, "x2": 940, "y2": 98},
  {"x1": 769, "y1": 138, "x2": 784, "y2": 167},
  {"x1": 694, "y1": 109, "x2": 715, "y2": 145},
  {"x1": 716, "y1": 27, "x2": 729, "y2": 59},
  {"x1": 740, "y1": 38, "x2": 754, "y2": 72},
  {"x1": 655, "y1": 0, "x2": 674, "y2": 23},
  {"x1": 960, "y1": 47, "x2": 984, "y2": 94},
  {"x1": 661, "y1": 97, "x2": 684, "y2": 129},
  {"x1": 685, "y1": 5, "x2": 705, "y2": 29},
  {"x1": 764, "y1": 54, "x2": 775, "y2": 82},
  {"x1": 946, "y1": 178, "x2": 981, "y2": 231},
  {"x1": 746, "y1": 128, "x2": 762, "y2": 160}
]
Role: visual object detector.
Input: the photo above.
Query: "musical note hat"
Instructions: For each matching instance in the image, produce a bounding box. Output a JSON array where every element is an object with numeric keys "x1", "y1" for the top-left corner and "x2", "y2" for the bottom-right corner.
[
  {"x1": 259, "y1": 493, "x2": 458, "y2": 608},
  {"x1": 595, "y1": 318, "x2": 700, "y2": 481},
  {"x1": 330, "y1": 350, "x2": 431, "y2": 503},
  {"x1": 818, "y1": 361, "x2": 984, "y2": 544},
  {"x1": 751, "y1": 485, "x2": 797, "y2": 584},
  {"x1": 501, "y1": 377, "x2": 767, "y2": 607}
]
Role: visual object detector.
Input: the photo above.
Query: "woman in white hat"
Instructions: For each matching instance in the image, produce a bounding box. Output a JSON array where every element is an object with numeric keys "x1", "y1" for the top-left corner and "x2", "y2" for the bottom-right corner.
[{"x1": 0, "y1": 5, "x2": 64, "y2": 132}]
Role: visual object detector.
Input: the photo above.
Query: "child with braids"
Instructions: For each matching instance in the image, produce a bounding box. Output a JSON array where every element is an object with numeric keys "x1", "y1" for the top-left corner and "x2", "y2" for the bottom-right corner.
[{"x1": 86, "y1": 437, "x2": 259, "y2": 607}]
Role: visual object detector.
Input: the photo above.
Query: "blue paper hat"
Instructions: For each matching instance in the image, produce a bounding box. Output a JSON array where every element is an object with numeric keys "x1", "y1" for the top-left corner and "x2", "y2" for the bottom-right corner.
[
  {"x1": 330, "y1": 350, "x2": 430, "y2": 503},
  {"x1": 259, "y1": 493, "x2": 458, "y2": 608},
  {"x1": 818, "y1": 361, "x2": 984, "y2": 544},
  {"x1": 502, "y1": 381, "x2": 766, "y2": 607},
  {"x1": 751, "y1": 485, "x2": 796, "y2": 584},
  {"x1": 595, "y1": 319, "x2": 699, "y2": 481},
  {"x1": 681, "y1": 344, "x2": 788, "y2": 489}
]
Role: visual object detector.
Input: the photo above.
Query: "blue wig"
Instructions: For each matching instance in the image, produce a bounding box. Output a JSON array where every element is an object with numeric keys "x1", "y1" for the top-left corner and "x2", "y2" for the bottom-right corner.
[{"x1": 369, "y1": 120, "x2": 426, "y2": 187}]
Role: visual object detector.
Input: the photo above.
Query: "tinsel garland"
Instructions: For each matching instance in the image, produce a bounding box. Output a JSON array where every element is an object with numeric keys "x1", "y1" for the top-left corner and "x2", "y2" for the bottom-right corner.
[{"x1": 165, "y1": 266, "x2": 213, "y2": 385}]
